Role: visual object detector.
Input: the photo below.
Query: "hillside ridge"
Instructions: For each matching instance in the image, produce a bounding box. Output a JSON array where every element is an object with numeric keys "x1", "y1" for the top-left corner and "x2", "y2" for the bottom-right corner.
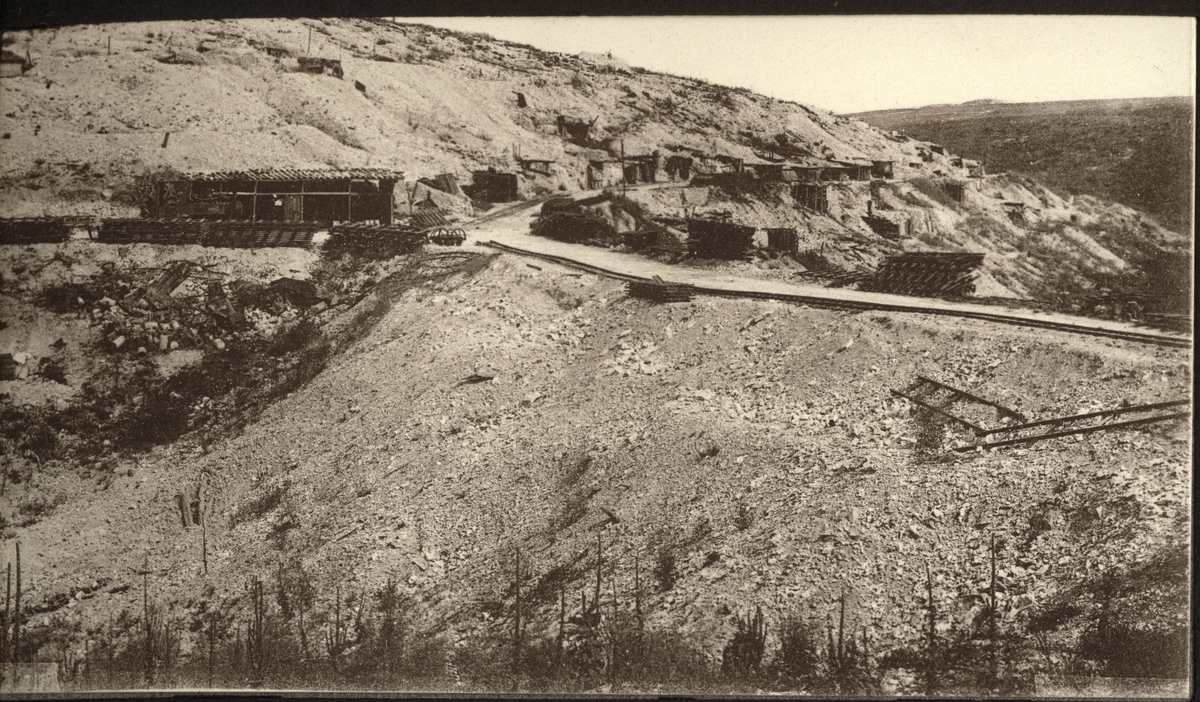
[{"x1": 0, "y1": 17, "x2": 1192, "y2": 695}]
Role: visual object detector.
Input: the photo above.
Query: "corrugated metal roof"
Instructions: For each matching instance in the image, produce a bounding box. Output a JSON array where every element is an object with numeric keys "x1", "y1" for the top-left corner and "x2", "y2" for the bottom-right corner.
[{"x1": 180, "y1": 168, "x2": 404, "y2": 182}]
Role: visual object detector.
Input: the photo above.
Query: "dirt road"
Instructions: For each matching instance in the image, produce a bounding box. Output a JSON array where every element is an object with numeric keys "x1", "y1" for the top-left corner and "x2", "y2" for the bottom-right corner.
[{"x1": 462, "y1": 201, "x2": 1190, "y2": 348}]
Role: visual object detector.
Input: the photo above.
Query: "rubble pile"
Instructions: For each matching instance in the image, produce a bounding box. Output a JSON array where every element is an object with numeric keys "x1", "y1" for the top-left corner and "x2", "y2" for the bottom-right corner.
[
  {"x1": 0, "y1": 350, "x2": 66, "y2": 384},
  {"x1": 531, "y1": 211, "x2": 621, "y2": 247},
  {"x1": 54, "y1": 262, "x2": 339, "y2": 358},
  {"x1": 323, "y1": 223, "x2": 426, "y2": 260},
  {"x1": 625, "y1": 224, "x2": 688, "y2": 254}
]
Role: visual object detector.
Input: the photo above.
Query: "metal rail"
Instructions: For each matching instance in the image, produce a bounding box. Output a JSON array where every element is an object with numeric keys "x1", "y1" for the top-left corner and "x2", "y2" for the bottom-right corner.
[
  {"x1": 979, "y1": 398, "x2": 1191, "y2": 437},
  {"x1": 916, "y1": 376, "x2": 1025, "y2": 421},
  {"x1": 478, "y1": 241, "x2": 1191, "y2": 349},
  {"x1": 890, "y1": 387, "x2": 987, "y2": 435},
  {"x1": 889, "y1": 374, "x2": 1029, "y2": 436},
  {"x1": 953, "y1": 411, "x2": 1190, "y2": 452}
]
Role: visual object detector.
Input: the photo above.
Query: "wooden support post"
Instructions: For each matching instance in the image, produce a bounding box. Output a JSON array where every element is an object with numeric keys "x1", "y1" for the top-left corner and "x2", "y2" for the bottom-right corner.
[{"x1": 620, "y1": 139, "x2": 627, "y2": 198}]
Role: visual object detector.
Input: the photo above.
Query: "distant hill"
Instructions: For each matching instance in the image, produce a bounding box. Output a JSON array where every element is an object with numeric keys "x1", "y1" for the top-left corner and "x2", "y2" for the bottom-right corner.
[{"x1": 852, "y1": 97, "x2": 1194, "y2": 233}]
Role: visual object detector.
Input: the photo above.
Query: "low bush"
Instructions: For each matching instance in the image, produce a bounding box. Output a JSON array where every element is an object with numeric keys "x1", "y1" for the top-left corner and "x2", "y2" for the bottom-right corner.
[
  {"x1": 653, "y1": 546, "x2": 677, "y2": 592},
  {"x1": 772, "y1": 615, "x2": 820, "y2": 683},
  {"x1": 722, "y1": 606, "x2": 766, "y2": 679}
]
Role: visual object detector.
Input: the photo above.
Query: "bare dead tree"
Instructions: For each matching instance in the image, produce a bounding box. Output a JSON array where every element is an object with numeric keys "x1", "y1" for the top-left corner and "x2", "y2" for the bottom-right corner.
[
  {"x1": 207, "y1": 612, "x2": 216, "y2": 688},
  {"x1": 14, "y1": 543, "x2": 21, "y2": 669},
  {"x1": 989, "y1": 532, "x2": 998, "y2": 686},
  {"x1": 247, "y1": 576, "x2": 268, "y2": 684},
  {"x1": 556, "y1": 583, "x2": 565, "y2": 667},
  {"x1": 2, "y1": 561, "x2": 10, "y2": 678},
  {"x1": 325, "y1": 586, "x2": 346, "y2": 673},
  {"x1": 511, "y1": 548, "x2": 522, "y2": 685},
  {"x1": 925, "y1": 562, "x2": 936, "y2": 695},
  {"x1": 142, "y1": 554, "x2": 155, "y2": 685}
]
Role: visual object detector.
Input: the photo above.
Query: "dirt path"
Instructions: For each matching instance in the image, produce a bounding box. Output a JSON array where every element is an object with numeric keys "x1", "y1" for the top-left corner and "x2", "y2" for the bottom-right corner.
[{"x1": 462, "y1": 201, "x2": 1191, "y2": 348}]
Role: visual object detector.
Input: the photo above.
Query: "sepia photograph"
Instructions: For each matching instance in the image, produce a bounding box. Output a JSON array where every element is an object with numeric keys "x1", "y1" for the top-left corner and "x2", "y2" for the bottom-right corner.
[{"x1": 0, "y1": 9, "x2": 1193, "y2": 698}]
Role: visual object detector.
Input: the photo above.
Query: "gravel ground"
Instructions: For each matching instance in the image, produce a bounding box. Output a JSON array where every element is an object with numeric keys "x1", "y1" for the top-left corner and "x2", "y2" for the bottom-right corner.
[{"x1": 6, "y1": 244, "x2": 1187, "y2": 675}]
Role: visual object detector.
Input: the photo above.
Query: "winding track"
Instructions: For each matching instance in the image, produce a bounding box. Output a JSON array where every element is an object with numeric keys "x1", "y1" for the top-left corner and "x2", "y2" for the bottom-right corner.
[{"x1": 478, "y1": 240, "x2": 1191, "y2": 349}]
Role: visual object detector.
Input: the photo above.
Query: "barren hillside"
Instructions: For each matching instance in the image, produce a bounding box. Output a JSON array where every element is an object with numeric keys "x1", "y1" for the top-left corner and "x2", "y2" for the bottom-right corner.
[
  {"x1": 0, "y1": 17, "x2": 1192, "y2": 696},
  {"x1": 852, "y1": 97, "x2": 1195, "y2": 234}
]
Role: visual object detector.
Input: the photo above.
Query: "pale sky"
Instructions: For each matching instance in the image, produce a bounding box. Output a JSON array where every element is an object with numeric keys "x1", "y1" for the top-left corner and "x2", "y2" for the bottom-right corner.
[{"x1": 412, "y1": 16, "x2": 1196, "y2": 114}]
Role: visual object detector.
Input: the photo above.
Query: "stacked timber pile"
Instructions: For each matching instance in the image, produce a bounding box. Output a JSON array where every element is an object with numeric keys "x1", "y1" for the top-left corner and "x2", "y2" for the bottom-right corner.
[
  {"x1": 98, "y1": 220, "x2": 319, "y2": 247},
  {"x1": 98, "y1": 218, "x2": 206, "y2": 245},
  {"x1": 324, "y1": 222, "x2": 425, "y2": 260},
  {"x1": 627, "y1": 275, "x2": 696, "y2": 303},
  {"x1": 406, "y1": 208, "x2": 450, "y2": 229},
  {"x1": 202, "y1": 221, "x2": 320, "y2": 248},
  {"x1": 860, "y1": 251, "x2": 985, "y2": 298},
  {"x1": 686, "y1": 218, "x2": 756, "y2": 260},
  {"x1": 0, "y1": 217, "x2": 76, "y2": 245}
]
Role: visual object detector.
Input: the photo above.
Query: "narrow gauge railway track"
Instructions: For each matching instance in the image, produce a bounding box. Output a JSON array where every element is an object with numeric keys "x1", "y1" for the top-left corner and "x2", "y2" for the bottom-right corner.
[{"x1": 478, "y1": 241, "x2": 1191, "y2": 349}]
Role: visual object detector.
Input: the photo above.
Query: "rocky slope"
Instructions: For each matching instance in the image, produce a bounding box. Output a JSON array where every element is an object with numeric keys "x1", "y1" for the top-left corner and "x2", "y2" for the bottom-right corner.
[
  {"x1": 0, "y1": 17, "x2": 1191, "y2": 693},
  {"x1": 2, "y1": 243, "x2": 1191, "y2": 691}
]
